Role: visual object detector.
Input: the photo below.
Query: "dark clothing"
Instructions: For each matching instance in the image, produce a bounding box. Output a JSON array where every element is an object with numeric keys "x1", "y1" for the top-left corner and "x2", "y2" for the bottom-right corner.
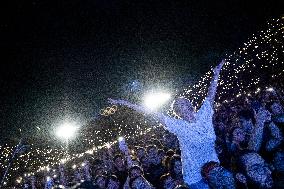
[
  {"x1": 112, "y1": 169, "x2": 128, "y2": 189},
  {"x1": 72, "y1": 181, "x2": 96, "y2": 189},
  {"x1": 145, "y1": 163, "x2": 166, "y2": 187}
]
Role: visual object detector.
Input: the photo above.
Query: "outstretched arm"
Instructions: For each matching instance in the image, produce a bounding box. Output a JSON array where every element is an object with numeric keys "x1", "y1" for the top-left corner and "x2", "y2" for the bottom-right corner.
[
  {"x1": 108, "y1": 98, "x2": 166, "y2": 125},
  {"x1": 206, "y1": 60, "x2": 225, "y2": 105}
]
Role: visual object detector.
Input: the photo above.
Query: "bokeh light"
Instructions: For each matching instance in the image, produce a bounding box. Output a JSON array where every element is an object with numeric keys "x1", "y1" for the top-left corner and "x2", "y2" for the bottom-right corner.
[
  {"x1": 56, "y1": 121, "x2": 78, "y2": 140},
  {"x1": 143, "y1": 92, "x2": 171, "y2": 110}
]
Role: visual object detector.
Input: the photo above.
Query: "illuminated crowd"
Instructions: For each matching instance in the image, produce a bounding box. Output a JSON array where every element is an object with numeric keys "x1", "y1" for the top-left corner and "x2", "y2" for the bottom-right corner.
[{"x1": 7, "y1": 86, "x2": 284, "y2": 189}]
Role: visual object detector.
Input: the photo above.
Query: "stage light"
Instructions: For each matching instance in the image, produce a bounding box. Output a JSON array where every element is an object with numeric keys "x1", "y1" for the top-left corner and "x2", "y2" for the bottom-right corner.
[
  {"x1": 56, "y1": 121, "x2": 78, "y2": 140},
  {"x1": 144, "y1": 92, "x2": 171, "y2": 110}
]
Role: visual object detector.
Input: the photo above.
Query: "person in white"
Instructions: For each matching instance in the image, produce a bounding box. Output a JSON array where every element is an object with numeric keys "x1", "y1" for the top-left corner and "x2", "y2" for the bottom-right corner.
[{"x1": 109, "y1": 60, "x2": 225, "y2": 188}]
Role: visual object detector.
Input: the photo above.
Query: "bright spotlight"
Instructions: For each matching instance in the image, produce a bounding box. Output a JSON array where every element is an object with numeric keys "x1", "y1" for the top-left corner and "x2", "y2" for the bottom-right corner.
[
  {"x1": 56, "y1": 121, "x2": 78, "y2": 140},
  {"x1": 144, "y1": 92, "x2": 171, "y2": 110}
]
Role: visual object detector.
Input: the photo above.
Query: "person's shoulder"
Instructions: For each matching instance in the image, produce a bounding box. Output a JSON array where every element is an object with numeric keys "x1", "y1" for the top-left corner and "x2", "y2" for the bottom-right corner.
[
  {"x1": 198, "y1": 99, "x2": 213, "y2": 114},
  {"x1": 164, "y1": 115, "x2": 186, "y2": 124}
]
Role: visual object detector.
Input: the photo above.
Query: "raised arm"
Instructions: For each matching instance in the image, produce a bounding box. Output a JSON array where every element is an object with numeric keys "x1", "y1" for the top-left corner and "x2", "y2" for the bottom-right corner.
[
  {"x1": 206, "y1": 60, "x2": 225, "y2": 105},
  {"x1": 118, "y1": 137, "x2": 133, "y2": 169},
  {"x1": 108, "y1": 98, "x2": 166, "y2": 125}
]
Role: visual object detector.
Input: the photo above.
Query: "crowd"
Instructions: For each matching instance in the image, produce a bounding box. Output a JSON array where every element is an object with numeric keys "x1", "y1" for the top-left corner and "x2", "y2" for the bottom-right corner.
[
  {"x1": 17, "y1": 87, "x2": 284, "y2": 189},
  {"x1": 14, "y1": 61, "x2": 284, "y2": 188}
]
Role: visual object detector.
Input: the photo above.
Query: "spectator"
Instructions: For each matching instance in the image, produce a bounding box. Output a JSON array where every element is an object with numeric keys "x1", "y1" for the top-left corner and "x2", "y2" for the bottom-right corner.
[
  {"x1": 238, "y1": 152, "x2": 273, "y2": 188},
  {"x1": 201, "y1": 161, "x2": 236, "y2": 189},
  {"x1": 94, "y1": 175, "x2": 107, "y2": 189},
  {"x1": 159, "y1": 173, "x2": 177, "y2": 189},
  {"x1": 107, "y1": 175, "x2": 120, "y2": 189}
]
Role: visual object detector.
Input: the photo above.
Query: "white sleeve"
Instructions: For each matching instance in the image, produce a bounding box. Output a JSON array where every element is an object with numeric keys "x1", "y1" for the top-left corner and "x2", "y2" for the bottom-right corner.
[
  {"x1": 197, "y1": 98, "x2": 213, "y2": 120},
  {"x1": 163, "y1": 115, "x2": 188, "y2": 135}
]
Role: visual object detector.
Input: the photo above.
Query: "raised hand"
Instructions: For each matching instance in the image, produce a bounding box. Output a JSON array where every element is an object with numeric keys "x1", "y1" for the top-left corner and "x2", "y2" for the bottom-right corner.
[
  {"x1": 213, "y1": 59, "x2": 225, "y2": 74},
  {"x1": 118, "y1": 137, "x2": 128, "y2": 153},
  {"x1": 207, "y1": 59, "x2": 225, "y2": 105}
]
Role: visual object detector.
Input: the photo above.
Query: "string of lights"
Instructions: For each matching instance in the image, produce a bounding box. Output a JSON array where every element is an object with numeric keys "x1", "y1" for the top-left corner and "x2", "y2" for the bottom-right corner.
[{"x1": 180, "y1": 16, "x2": 284, "y2": 108}]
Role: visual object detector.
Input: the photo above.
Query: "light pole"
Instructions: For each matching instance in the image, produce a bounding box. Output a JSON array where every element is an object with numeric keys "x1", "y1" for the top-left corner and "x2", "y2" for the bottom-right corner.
[
  {"x1": 55, "y1": 121, "x2": 78, "y2": 188},
  {"x1": 56, "y1": 121, "x2": 78, "y2": 154}
]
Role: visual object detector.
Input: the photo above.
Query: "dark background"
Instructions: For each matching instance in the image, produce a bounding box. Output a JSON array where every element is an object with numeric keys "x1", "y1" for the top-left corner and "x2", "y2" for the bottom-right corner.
[{"x1": 0, "y1": 0, "x2": 283, "y2": 145}]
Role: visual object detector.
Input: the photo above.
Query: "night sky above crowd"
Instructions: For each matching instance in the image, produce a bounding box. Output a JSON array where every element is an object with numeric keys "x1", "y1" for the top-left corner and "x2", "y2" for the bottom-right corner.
[{"x1": 0, "y1": 1, "x2": 283, "y2": 148}]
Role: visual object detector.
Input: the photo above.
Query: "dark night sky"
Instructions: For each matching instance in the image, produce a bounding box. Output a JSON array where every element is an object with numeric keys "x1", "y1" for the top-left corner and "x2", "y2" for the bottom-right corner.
[{"x1": 0, "y1": 0, "x2": 283, "y2": 144}]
